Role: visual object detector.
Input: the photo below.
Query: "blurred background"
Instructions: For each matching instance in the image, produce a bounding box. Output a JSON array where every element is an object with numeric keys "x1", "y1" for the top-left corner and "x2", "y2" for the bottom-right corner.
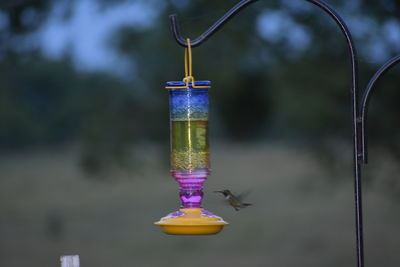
[{"x1": 1, "y1": 0, "x2": 400, "y2": 266}]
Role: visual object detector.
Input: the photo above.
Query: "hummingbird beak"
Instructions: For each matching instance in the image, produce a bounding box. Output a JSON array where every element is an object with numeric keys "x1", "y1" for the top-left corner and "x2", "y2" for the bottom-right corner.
[{"x1": 214, "y1": 191, "x2": 224, "y2": 194}]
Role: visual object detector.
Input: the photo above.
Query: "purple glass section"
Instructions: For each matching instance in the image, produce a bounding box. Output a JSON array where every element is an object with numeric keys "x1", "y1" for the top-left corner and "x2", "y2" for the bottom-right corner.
[{"x1": 174, "y1": 172, "x2": 206, "y2": 209}]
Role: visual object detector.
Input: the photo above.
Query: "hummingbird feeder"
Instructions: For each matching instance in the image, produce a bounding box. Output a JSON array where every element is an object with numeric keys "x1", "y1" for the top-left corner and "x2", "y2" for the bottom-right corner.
[{"x1": 154, "y1": 39, "x2": 228, "y2": 235}]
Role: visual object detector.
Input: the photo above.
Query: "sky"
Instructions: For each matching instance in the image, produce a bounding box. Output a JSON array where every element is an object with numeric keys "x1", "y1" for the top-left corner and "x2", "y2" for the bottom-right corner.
[{"x1": 37, "y1": 0, "x2": 164, "y2": 77}]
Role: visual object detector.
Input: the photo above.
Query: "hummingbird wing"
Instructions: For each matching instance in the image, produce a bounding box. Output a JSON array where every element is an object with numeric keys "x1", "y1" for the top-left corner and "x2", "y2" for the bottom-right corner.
[{"x1": 236, "y1": 189, "x2": 252, "y2": 202}]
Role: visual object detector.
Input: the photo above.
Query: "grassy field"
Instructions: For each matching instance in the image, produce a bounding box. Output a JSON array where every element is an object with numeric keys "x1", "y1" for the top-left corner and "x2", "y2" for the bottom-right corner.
[{"x1": 0, "y1": 143, "x2": 399, "y2": 267}]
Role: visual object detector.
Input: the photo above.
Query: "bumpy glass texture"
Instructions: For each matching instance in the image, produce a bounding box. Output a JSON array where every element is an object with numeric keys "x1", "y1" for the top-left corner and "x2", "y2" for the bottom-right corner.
[
  {"x1": 169, "y1": 87, "x2": 210, "y2": 175},
  {"x1": 167, "y1": 82, "x2": 211, "y2": 209}
]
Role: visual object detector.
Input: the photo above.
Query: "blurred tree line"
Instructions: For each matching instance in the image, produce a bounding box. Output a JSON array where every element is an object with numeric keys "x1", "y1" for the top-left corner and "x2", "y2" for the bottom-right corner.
[{"x1": 1, "y1": 0, "x2": 400, "y2": 174}]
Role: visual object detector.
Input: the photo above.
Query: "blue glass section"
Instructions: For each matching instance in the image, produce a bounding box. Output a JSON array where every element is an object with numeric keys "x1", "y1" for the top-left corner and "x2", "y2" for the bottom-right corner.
[{"x1": 167, "y1": 82, "x2": 210, "y2": 121}]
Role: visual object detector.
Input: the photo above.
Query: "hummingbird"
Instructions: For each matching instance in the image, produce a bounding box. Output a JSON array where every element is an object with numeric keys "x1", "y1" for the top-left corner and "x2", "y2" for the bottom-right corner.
[{"x1": 215, "y1": 190, "x2": 252, "y2": 211}]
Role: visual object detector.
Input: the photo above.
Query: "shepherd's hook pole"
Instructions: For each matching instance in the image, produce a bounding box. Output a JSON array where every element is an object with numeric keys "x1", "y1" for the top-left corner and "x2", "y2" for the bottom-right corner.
[{"x1": 168, "y1": 1, "x2": 400, "y2": 266}]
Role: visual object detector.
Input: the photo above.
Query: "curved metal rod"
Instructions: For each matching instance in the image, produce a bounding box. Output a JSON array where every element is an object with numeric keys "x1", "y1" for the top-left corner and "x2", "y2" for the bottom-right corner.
[
  {"x1": 359, "y1": 55, "x2": 400, "y2": 164},
  {"x1": 169, "y1": 0, "x2": 259, "y2": 48},
  {"x1": 304, "y1": 1, "x2": 364, "y2": 267}
]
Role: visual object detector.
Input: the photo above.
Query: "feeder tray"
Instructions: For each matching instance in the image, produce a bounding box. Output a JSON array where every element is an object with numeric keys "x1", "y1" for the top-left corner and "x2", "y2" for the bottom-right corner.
[{"x1": 155, "y1": 209, "x2": 228, "y2": 235}]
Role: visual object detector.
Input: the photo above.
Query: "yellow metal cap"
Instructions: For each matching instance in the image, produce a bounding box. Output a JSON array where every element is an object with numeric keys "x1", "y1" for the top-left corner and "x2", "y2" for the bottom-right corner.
[{"x1": 155, "y1": 208, "x2": 228, "y2": 235}]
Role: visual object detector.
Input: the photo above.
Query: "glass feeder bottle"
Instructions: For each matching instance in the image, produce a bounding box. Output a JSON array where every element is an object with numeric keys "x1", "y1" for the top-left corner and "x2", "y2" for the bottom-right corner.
[
  {"x1": 169, "y1": 81, "x2": 210, "y2": 208},
  {"x1": 155, "y1": 81, "x2": 228, "y2": 235}
]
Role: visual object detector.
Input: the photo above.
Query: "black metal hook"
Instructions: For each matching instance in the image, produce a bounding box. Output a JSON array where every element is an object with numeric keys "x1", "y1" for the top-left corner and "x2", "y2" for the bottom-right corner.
[
  {"x1": 359, "y1": 55, "x2": 400, "y2": 164},
  {"x1": 169, "y1": 0, "x2": 259, "y2": 48},
  {"x1": 303, "y1": 2, "x2": 364, "y2": 267}
]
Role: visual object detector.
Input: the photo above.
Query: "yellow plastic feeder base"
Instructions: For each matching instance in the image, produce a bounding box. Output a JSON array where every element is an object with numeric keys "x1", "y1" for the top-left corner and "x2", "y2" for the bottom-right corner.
[{"x1": 155, "y1": 208, "x2": 228, "y2": 235}]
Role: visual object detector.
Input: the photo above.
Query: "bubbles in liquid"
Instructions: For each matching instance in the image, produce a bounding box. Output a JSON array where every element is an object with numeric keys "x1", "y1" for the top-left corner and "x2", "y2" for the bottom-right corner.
[{"x1": 171, "y1": 120, "x2": 210, "y2": 171}]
